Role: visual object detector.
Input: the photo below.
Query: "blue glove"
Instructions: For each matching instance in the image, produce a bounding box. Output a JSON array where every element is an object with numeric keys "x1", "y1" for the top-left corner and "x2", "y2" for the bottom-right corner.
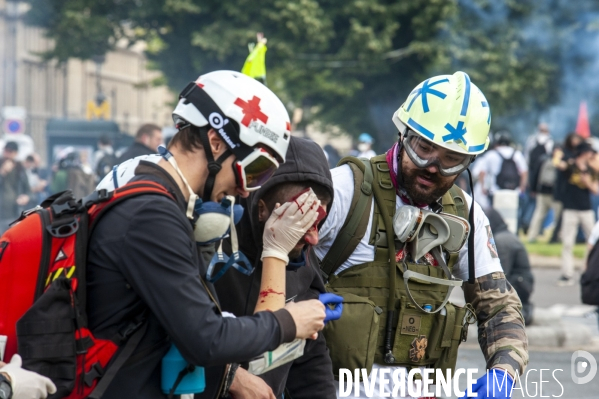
[
  {"x1": 318, "y1": 293, "x2": 343, "y2": 323},
  {"x1": 461, "y1": 369, "x2": 513, "y2": 398}
]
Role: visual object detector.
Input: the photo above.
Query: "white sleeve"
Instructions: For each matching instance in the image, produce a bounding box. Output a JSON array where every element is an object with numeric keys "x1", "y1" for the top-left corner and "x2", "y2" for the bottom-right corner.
[
  {"x1": 588, "y1": 220, "x2": 599, "y2": 247},
  {"x1": 471, "y1": 154, "x2": 487, "y2": 176},
  {"x1": 453, "y1": 193, "x2": 503, "y2": 281}
]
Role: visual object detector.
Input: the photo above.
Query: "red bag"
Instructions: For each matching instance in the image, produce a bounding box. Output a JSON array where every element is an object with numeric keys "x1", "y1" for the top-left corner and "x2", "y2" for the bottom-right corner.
[{"x1": 0, "y1": 181, "x2": 173, "y2": 398}]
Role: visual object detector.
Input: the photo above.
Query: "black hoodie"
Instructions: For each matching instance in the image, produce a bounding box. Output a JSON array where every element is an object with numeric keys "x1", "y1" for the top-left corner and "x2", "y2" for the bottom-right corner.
[
  {"x1": 485, "y1": 207, "x2": 534, "y2": 304},
  {"x1": 215, "y1": 137, "x2": 337, "y2": 399}
]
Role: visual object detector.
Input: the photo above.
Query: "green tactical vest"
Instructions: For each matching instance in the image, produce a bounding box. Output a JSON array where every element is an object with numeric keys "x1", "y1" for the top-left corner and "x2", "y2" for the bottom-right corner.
[{"x1": 321, "y1": 155, "x2": 476, "y2": 380}]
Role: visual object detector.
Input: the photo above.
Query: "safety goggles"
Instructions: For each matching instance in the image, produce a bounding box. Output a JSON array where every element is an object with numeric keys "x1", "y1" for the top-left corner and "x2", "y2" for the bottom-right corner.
[
  {"x1": 403, "y1": 130, "x2": 474, "y2": 176},
  {"x1": 234, "y1": 147, "x2": 280, "y2": 192}
]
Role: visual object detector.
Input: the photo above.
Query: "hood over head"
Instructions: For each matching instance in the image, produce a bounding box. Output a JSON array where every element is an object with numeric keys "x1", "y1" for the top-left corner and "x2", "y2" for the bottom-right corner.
[{"x1": 238, "y1": 136, "x2": 334, "y2": 263}]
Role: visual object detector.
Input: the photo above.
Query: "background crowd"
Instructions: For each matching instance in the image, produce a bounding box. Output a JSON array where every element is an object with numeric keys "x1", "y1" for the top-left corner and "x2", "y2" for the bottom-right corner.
[{"x1": 1, "y1": 119, "x2": 599, "y2": 327}]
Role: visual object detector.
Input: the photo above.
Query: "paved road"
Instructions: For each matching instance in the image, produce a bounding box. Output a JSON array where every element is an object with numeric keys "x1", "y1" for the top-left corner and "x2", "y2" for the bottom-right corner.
[
  {"x1": 450, "y1": 263, "x2": 599, "y2": 350},
  {"x1": 443, "y1": 347, "x2": 599, "y2": 398},
  {"x1": 450, "y1": 264, "x2": 599, "y2": 396},
  {"x1": 530, "y1": 266, "x2": 585, "y2": 307}
]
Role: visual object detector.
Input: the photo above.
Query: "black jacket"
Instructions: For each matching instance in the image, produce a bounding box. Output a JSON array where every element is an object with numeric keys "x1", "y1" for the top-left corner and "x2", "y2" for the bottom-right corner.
[
  {"x1": 116, "y1": 142, "x2": 156, "y2": 164},
  {"x1": 0, "y1": 158, "x2": 30, "y2": 221},
  {"x1": 215, "y1": 137, "x2": 337, "y2": 399},
  {"x1": 486, "y1": 208, "x2": 534, "y2": 304},
  {"x1": 86, "y1": 162, "x2": 295, "y2": 398}
]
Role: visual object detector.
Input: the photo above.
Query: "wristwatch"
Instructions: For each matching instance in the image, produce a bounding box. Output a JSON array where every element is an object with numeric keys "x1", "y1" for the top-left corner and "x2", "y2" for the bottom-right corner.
[
  {"x1": 221, "y1": 363, "x2": 240, "y2": 398},
  {"x1": 0, "y1": 374, "x2": 12, "y2": 399}
]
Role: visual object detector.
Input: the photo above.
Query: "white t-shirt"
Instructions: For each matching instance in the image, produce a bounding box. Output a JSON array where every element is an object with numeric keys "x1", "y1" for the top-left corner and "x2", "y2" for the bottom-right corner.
[
  {"x1": 475, "y1": 146, "x2": 528, "y2": 194},
  {"x1": 313, "y1": 164, "x2": 503, "y2": 399}
]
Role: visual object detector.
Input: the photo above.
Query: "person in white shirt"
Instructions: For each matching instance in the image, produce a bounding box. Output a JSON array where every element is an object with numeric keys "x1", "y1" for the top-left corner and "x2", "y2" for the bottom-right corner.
[
  {"x1": 314, "y1": 72, "x2": 527, "y2": 399},
  {"x1": 476, "y1": 132, "x2": 528, "y2": 198},
  {"x1": 350, "y1": 133, "x2": 377, "y2": 159}
]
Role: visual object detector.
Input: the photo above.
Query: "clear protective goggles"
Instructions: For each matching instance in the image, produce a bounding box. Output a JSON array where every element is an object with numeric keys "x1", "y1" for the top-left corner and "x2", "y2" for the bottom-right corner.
[
  {"x1": 403, "y1": 130, "x2": 474, "y2": 176},
  {"x1": 233, "y1": 147, "x2": 280, "y2": 192}
]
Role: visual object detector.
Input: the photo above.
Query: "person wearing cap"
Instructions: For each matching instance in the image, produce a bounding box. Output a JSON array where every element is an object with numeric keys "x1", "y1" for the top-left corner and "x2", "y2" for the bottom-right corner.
[
  {"x1": 314, "y1": 72, "x2": 527, "y2": 398},
  {"x1": 0, "y1": 142, "x2": 30, "y2": 234},
  {"x1": 351, "y1": 132, "x2": 377, "y2": 159},
  {"x1": 65, "y1": 71, "x2": 327, "y2": 398}
]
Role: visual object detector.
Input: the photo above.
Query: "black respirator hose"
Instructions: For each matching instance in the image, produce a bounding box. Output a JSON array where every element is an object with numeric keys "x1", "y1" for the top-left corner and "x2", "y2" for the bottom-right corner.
[{"x1": 466, "y1": 168, "x2": 476, "y2": 284}]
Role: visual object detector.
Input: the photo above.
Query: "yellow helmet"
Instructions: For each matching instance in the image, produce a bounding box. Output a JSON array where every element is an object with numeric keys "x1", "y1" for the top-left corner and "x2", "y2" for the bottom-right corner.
[{"x1": 392, "y1": 71, "x2": 491, "y2": 155}]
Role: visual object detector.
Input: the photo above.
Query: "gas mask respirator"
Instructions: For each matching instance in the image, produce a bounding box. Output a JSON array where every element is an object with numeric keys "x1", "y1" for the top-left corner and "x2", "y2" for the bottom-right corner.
[
  {"x1": 193, "y1": 197, "x2": 244, "y2": 245},
  {"x1": 393, "y1": 206, "x2": 470, "y2": 261},
  {"x1": 204, "y1": 195, "x2": 253, "y2": 283},
  {"x1": 392, "y1": 205, "x2": 470, "y2": 313}
]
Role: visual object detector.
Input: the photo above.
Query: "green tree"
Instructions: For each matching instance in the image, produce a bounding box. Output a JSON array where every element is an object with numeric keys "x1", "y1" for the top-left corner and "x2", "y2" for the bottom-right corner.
[
  {"x1": 26, "y1": 0, "x2": 592, "y2": 146},
  {"x1": 24, "y1": 0, "x2": 454, "y2": 147}
]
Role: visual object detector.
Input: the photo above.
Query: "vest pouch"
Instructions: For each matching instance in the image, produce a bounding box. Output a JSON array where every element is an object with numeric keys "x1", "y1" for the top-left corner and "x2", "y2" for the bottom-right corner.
[
  {"x1": 391, "y1": 296, "x2": 437, "y2": 366},
  {"x1": 323, "y1": 290, "x2": 381, "y2": 380},
  {"x1": 434, "y1": 305, "x2": 469, "y2": 377}
]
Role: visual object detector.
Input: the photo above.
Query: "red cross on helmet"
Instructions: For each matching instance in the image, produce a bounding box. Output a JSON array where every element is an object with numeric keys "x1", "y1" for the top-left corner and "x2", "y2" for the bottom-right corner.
[
  {"x1": 172, "y1": 71, "x2": 292, "y2": 199},
  {"x1": 172, "y1": 71, "x2": 290, "y2": 161}
]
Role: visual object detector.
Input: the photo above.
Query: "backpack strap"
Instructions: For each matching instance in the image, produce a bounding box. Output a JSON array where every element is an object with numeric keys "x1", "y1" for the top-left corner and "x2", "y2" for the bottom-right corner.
[
  {"x1": 87, "y1": 181, "x2": 175, "y2": 231},
  {"x1": 87, "y1": 321, "x2": 148, "y2": 399},
  {"x1": 319, "y1": 157, "x2": 373, "y2": 279},
  {"x1": 84, "y1": 181, "x2": 176, "y2": 398},
  {"x1": 443, "y1": 185, "x2": 469, "y2": 220}
]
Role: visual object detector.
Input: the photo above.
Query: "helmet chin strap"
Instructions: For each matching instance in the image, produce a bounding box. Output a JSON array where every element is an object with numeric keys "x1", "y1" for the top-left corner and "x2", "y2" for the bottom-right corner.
[
  {"x1": 199, "y1": 130, "x2": 232, "y2": 202},
  {"x1": 158, "y1": 146, "x2": 197, "y2": 220}
]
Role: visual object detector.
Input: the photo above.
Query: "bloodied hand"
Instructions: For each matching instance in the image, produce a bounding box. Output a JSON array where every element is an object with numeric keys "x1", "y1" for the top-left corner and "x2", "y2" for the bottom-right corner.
[{"x1": 261, "y1": 189, "x2": 320, "y2": 264}]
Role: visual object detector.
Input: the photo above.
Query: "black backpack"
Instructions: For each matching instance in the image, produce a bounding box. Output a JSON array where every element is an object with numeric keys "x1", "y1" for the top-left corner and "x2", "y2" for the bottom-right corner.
[
  {"x1": 581, "y1": 240, "x2": 599, "y2": 305},
  {"x1": 95, "y1": 152, "x2": 118, "y2": 180},
  {"x1": 495, "y1": 150, "x2": 520, "y2": 190},
  {"x1": 528, "y1": 142, "x2": 547, "y2": 170}
]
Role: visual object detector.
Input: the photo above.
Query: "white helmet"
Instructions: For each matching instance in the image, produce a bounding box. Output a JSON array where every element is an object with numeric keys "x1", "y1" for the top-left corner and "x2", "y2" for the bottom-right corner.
[
  {"x1": 172, "y1": 70, "x2": 290, "y2": 162},
  {"x1": 172, "y1": 70, "x2": 291, "y2": 200}
]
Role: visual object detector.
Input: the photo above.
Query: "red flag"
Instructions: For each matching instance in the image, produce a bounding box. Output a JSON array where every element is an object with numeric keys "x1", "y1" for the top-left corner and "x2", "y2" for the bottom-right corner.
[{"x1": 575, "y1": 101, "x2": 591, "y2": 138}]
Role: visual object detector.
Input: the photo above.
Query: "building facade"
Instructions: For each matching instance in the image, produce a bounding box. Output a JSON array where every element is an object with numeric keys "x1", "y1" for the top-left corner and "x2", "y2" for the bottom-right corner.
[{"x1": 0, "y1": 0, "x2": 173, "y2": 165}]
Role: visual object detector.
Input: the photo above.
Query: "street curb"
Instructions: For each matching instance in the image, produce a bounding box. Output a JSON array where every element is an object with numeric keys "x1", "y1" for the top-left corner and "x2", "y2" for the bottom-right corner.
[
  {"x1": 464, "y1": 305, "x2": 597, "y2": 349},
  {"x1": 464, "y1": 323, "x2": 594, "y2": 348}
]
